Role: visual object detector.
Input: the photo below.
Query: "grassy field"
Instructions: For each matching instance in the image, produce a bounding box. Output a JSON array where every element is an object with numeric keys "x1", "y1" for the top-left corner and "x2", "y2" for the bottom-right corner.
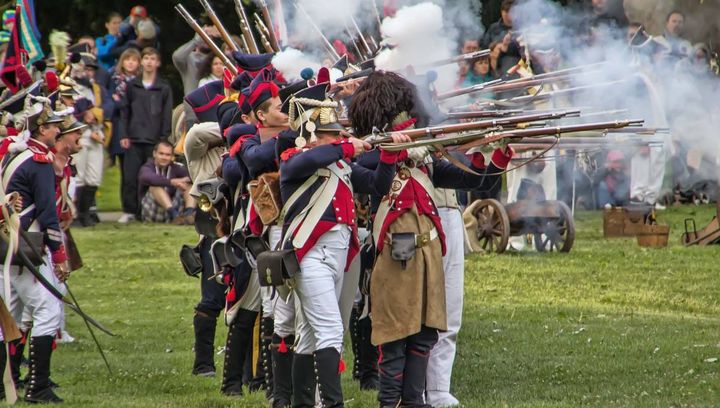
[{"x1": 57, "y1": 206, "x2": 720, "y2": 407}]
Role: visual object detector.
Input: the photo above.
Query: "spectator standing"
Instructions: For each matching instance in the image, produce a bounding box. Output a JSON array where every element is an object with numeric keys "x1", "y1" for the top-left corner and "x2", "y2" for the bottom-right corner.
[
  {"x1": 118, "y1": 47, "x2": 173, "y2": 224},
  {"x1": 108, "y1": 48, "x2": 140, "y2": 165},
  {"x1": 198, "y1": 56, "x2": 224, "y2": 88},
  {"x1": 96, "y1": 12, "x2": 122, "y2": 71},
  {"x1": 462, "y1": 55, "x2": 495, "y2": 87},
  {"x1": 172, "y1": 27, "x2": 219, "y2": 95},
  {"x1": 663, "y1": 11, "x2": 692, "y2": 59},
  {"x1": 138, "y1": 141, "x2": 195, "y2": 223}
]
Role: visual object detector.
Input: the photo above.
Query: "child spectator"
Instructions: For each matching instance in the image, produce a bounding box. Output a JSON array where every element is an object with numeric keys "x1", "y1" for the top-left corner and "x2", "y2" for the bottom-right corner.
[
  {"x1": 108, "y1": 47, "x2": 141, "y2": 166},
  {"x1": 462, "y1": 55, "x2": 495, "y2": 87}
]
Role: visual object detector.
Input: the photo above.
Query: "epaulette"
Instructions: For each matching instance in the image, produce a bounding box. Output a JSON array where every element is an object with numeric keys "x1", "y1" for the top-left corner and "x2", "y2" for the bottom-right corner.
[
  {"x1": 28, "y1": 144, "x2": 53, "y2": 163},
  {"x1": 280, "y1": 147, "x2": 302, "y2": 162},
  {"x1": 220, "y1": 93, "x2": 239, "y2": 105}
]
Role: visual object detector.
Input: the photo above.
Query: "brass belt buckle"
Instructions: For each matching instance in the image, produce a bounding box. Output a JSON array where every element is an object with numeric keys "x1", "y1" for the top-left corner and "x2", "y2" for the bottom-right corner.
[{"x1": 416, "y1": 232, "x2": 430, "y2": 247}]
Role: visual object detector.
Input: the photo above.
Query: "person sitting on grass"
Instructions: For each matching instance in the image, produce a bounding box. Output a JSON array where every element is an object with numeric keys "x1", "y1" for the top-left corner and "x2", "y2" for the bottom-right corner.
[{"x1": 138, "y1": 141, "x2": 195, "y2": 224}]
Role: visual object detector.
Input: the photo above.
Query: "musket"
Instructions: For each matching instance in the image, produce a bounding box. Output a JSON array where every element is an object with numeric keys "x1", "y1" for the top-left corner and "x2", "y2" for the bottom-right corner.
[
  {"x1": 377, "y1": 119, "x2": 644, "y2": 152},
  {"x1": 253, "y1": 14, "x2": 275, "y2": 53},
  {"x1": 294, "y1": 2, "x2": 341, "y2": 61},
  {"x1": 197, "y1": 0, "x2": 239, "y2": 53},
  {"x1": 175, "y1": 4, "x2": 239, "y2": 76},
  {"x1": 419, "y1": 50, "x2": 491, "y2": 69},
  {"x1": 344, "y1": 25, "x2": 367, "y2": 61},
  {"x1": 350, "y1": 15, "x2": 374, "y2": 56},
  {"x1": 470, "y1": 78, "x2": 632, "y2": 110},
  {"x1": 437, "y1": 78, "x2": 502, "y2": 101},
  {"x1": 444, "y1": 109, "x2": 523, "y2": 120},
  {"x1": 439, "y1": 62, "x2": 607, "y2": 100},
  {"x1": 258, "y1": 0, "x2": 281, "y2": 51},
  {"x1": 234, "y1": 0, "x2": 260, "y2": 54},
  {"x1": 367, "y1": 109, "x2": 581, "y2": 146}
]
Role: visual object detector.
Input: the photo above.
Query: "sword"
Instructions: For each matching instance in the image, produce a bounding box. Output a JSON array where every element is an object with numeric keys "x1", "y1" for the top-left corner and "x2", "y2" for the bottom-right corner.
[{"x1": 16, "y1": 229, "x2": 116, "y2": 337}]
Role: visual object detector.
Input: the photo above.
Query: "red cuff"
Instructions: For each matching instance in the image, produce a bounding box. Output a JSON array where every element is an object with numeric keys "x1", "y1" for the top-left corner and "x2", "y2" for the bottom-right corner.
[
  {"x1": 336, "y1": 141, "x2": 355, "y2": 161},
  {"x1": 379, "y1": 149, "x2": 401, "y2": 164},
  {"x1": 491, "y1": 147, "x2": 513, "y2": 169},
  {"x1": 469, "y1": 152, "x2": 486, "y2": 169},
  {"x1": 52, "y1": 247, "x2": 67, "y2": 264}
]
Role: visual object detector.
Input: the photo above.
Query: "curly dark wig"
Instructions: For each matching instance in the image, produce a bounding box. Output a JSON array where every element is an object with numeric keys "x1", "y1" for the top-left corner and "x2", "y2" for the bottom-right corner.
[{"x1": 348, "y1": 71, "x2": 430, "y2": 136}]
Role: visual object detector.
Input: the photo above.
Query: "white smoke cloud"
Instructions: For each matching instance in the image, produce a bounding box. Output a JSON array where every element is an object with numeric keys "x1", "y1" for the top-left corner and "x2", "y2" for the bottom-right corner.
[{"x1": 271, "y1": 47, "x2": 322, "y2": 81}]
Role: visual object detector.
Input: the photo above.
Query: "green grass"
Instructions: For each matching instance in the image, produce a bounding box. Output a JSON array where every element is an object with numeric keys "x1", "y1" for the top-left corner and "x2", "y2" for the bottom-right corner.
[
  {"x1": 57, "y1": 207, "x2": 720, "y2": 407},
  {"x1": 96, "y1": 163, "x2": 122, "y2": 213}
]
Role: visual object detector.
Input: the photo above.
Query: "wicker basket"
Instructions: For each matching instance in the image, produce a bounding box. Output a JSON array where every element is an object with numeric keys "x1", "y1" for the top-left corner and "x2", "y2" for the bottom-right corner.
[{"x1": 636, "y1": 224, "x2": 670, "y2": 248}]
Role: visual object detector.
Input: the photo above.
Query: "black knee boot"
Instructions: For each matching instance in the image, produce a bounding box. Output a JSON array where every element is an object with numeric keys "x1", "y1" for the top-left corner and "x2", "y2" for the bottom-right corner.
[
  {"x1": 272, "y1": 334, "x2": 294, "y2": 408},
  {"x1": 291, "y1": 353, "x2": 316, "y2": 408},
  {"x1": 24, "y1": 336, "x2": 62, "y2": 403},
  {"x1": 221, "y1": 309, "x2": 257, "y2": 396},
  {"x1": 86, "y1": 186, "x2": 100, "y2": 225},
  {"x1": 313, "y1": 347, "x2": 344, "y2": 408},
  {"x1": 349, "y1": 306, "x2": 361, "y2": 381},
  {"x1": 260, "y1": 317, "x2": 274, "y2": 398},
  {"x1": 378, "y1": 339, "x2": 405, "y2": 408},
  {"x1": 357, "y1": 316, "x2": 378, "y2": 391},
  {"x1": 9, "y1": 336, "x2": 25, "y2": 388},
  {"x1": 192, "y1": 312, "x2": 217, "y2": 376}
]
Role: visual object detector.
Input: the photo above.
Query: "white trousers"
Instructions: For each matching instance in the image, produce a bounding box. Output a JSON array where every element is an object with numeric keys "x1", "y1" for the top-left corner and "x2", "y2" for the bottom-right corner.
[
  {"x1": 74, "y1": 139, "x2": 104, "y2": 187},
  {"x1": 0, "y1": 262, "x2": 62, "y2": 340},
  {"x1": 427, "y1": 207, "x2": 464, "y2": 394},
  {"x1": 261, "y1": 226, "x2": 283, "y2": 318},
  {"x1": 630, "y1": 146, "x2": 667, "y2": 205},
  {"x1": 293, "y1": 227, "x2": 349, "y2": 355}
]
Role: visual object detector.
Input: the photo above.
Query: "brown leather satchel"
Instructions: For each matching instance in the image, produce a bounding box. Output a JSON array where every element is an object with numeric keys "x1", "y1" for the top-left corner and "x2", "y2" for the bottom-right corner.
[{"x1": 249, "y1": 172, "x2": 282, "y2": 226}]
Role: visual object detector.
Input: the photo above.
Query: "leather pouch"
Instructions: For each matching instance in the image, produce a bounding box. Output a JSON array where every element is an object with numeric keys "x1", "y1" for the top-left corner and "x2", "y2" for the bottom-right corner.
[
  {"x1": 256, "y1": 249, "x2": 299, "y2": 287},
  {"x1": 179, "y1": 244, "x2": 202, "y2": 278},
  {"x1": 0, "y1": 231, "x2": 44, "y2": 267},
  {"x1": 391, "y1": 232, "x2": 416, "y2": 269}
]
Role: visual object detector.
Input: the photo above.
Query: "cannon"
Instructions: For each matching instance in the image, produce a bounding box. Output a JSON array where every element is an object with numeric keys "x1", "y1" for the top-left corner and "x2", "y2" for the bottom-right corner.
[
  {"x1": 464, "y1": 199, "x2": 575, "y2": 253},
  {"x1": 682, "y1": 202, "x2": 720, "y2": 246}
]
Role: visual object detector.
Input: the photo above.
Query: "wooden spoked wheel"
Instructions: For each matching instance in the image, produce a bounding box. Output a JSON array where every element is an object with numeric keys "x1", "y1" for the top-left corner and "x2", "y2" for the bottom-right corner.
[
  {"x1": 472, "y1": 199, "x2": 510, "y2": 254},
  {"x1": 534, "y1": 201, "x2": 575, "y2": 253}
]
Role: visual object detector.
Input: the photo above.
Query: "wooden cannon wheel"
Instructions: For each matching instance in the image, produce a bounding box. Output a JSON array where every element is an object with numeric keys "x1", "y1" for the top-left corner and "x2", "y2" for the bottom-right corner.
[
  {"x1": 470, "y1": 199, "x2": 510, "y2": 254},
  {"x1": 534, "y1": 201, "x2": 575, "y2": 253}
]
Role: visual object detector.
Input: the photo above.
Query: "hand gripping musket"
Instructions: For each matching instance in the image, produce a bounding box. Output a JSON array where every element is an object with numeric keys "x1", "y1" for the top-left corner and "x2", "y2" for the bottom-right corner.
[
  {"x1": 367, "y1": 109, "x2": 581, "y2": 146},
  {"x1": 294, "y1": 2, "x2": 341, "y2": 61},
  {"x1": 258, "y1": 0, "x2": 281, "y2": 51},
  {"x1": 377, "y1": 119, "x2": 645, "y2": 152},
  {"x1": 234, "y1": 0, "x2": 260, "y2": 54},
  {"x1": 197, "y1": 0, "x2": 240, "y2": 53},
  {"x1": 175, "y1": 4, "x2": 239, "y2": 76},
  {"x1": 253, "y1": 14, "x2": 275, "y2": 53}
]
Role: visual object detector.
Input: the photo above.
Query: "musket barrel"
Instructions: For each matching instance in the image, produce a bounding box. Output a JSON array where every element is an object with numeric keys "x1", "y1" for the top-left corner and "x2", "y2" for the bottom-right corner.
[
  {"x1": 258, "y1": 0, "x2": 281, "y2": 51},
  {"x1": 234, "y1": 0, "x2": 260, "y2": 54},
  {"x1": 198, "y1": 0, "x2": 239, "y2": 53}
]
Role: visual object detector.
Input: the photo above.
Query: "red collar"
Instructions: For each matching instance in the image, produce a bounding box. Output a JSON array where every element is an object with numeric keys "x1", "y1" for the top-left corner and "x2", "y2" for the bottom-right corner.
[{"x1": 392, "y1": 117, "x2": 417, "y2": 132}]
